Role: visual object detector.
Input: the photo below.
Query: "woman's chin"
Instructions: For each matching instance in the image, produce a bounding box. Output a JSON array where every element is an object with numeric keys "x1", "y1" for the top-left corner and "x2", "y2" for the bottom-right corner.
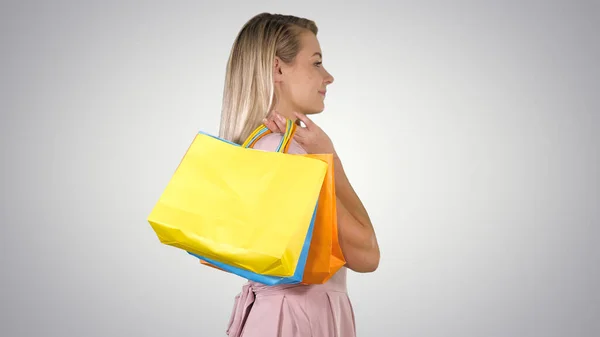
[{"x1": 306, "y1": 105, "x2": 325, "y2": 115}]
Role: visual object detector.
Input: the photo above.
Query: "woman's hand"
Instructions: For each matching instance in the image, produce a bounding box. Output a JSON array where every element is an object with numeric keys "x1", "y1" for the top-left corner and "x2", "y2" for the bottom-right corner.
[
  {"x1": 292, "y1": 112, "x2": 336, "y2": 155},
  {"x1": 263, "y1": 111, "x2": 336, "y2": 155},
  {"x1": 262, "y1": 110, "x2": 287, "y2": 134}
]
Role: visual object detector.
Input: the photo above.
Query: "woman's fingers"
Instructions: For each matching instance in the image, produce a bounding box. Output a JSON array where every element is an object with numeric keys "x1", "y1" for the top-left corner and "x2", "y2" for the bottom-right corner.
[
  {"x1": 273, "y1": 113, "x2": 287, "y2": 131},
  {"x1": 263, "y1": 110, "x2": 287, "y2": 133},
  {"x1": 264, "y1": 111, "x2": 320, "y2": 141},
  {"x1": 262, "y1": 118, "x2": 279, "y2": 133},
  {"x1": 293, "y1": 111, "x2": 315, "y2": 130},
  {"x1": 293, "y1": 124, "x2": 308, "y2": 139}
]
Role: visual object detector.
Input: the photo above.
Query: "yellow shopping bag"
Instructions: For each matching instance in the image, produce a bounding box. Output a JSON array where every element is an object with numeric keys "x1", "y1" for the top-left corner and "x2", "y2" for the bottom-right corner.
[
  {"x1": 200, "y1": 128, "x2": 346, "y2": 285},
  {"x1": 147, "y1": 120, "x2": 328, "y2": 277}
]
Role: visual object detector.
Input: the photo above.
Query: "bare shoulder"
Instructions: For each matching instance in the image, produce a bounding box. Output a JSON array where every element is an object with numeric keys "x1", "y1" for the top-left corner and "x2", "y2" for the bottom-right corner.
[{"x1": 253, "y1": 133, "x2": 307, "y2": 154}]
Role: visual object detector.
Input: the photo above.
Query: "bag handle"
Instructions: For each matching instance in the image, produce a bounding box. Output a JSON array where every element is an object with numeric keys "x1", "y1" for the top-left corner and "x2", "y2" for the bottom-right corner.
[{"x1": 241, "y1": 119, "x2": 297, "y2": 153}]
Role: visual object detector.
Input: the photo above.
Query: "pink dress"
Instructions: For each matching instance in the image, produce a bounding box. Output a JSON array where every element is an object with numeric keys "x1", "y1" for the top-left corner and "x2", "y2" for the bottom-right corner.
[{"x1": 225, "y1": 133, "x2": 356, "y2": 337}]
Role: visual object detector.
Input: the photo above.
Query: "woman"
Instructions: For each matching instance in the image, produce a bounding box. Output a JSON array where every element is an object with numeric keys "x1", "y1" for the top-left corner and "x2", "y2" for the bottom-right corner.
[{"x1": 219, "y1": 12, "x2": 380, "y2": 337}]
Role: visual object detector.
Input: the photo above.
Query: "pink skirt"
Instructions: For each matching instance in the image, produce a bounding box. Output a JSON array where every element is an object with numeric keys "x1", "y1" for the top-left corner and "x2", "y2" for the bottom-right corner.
[{"x1": 226, "y1": 268, "x2": 356, "y2": 337}]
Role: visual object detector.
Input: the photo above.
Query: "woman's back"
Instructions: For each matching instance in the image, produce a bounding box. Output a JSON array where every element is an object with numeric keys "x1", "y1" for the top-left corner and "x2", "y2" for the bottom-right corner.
[{"x1": 225, "y1": 133, "x2": 356, "y2": 337}]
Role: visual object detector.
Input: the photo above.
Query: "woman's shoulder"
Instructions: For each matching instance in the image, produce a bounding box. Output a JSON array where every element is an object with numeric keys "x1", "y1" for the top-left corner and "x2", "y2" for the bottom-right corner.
[{"x1": 252, "y1": 133, "x2": 306, "y2": 154}]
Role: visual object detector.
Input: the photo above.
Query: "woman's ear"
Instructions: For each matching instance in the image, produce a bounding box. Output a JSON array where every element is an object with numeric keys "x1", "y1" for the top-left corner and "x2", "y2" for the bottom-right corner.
[{"x1": 273, "y1": 57, "x2": 284, "y2": 83}]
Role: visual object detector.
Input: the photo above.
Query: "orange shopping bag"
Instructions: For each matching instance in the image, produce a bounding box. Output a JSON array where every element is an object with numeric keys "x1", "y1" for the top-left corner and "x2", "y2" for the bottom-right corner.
[
  {"x1": 200, "y1": 123, "x2": 346, "y2": 284},
  {"x1": 300, "y1": 152, "x2": 346, "y2": 284}
]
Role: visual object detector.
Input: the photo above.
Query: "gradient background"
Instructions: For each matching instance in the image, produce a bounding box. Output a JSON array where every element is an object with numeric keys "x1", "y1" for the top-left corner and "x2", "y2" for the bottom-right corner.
[{"x1": 1, "y1": 1, "x2": 599, "y2": 336}]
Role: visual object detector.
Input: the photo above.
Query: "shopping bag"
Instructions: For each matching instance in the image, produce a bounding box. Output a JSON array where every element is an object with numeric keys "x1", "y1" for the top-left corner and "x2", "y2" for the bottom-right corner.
[
  {"x1": 198, "y1": 123, "x2": 346, "y2": 285},
  {"x1": 147, "y1": 119, "x2": 327, "y2": 277},
  {"x1": 299, "y1": 153, "x2": 346, "y2": 284},
  {"x1": 190, "y1": 121, "x2": 317, "y2": 285},
  {"x1": 189, "y1": 201, "x2": 317, "y2": 286}
]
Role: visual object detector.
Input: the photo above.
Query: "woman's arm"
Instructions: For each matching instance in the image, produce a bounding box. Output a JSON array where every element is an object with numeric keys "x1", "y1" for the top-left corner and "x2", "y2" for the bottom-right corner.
[
  {"x1": 264, "y1": 110, "x2": 381, "y2": 273},
  {"x1": 332, "y1": 153, "x2": 380, "y2": 273}
]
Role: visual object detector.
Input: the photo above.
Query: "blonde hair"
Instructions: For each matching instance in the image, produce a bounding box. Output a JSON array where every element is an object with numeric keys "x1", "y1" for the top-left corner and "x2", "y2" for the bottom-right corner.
[{"x1": 218, "y1": 12, "x2": 318, "y2": 144}]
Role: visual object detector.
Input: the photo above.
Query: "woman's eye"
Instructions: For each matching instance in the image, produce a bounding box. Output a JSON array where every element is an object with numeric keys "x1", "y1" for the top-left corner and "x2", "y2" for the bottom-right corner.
[{"x1": 314, "y1": 61, "x2": 322, "y2": 67}]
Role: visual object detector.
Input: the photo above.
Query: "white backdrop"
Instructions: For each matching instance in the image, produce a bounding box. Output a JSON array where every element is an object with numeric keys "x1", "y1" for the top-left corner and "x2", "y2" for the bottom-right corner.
[{"x1": 1, "y1": 1, "x2": 599, "y2": 336}]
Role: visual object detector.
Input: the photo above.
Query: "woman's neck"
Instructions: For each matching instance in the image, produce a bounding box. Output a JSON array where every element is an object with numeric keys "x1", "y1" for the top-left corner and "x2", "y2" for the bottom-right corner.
[{"x1": 269, "y1": 100, "x2": 299, "y2": 122}]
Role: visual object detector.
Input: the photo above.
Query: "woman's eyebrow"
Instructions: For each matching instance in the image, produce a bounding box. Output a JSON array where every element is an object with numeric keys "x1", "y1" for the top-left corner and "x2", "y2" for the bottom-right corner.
[{"x1": 311, "y1": 52, "x2": 322, "y2": 58}]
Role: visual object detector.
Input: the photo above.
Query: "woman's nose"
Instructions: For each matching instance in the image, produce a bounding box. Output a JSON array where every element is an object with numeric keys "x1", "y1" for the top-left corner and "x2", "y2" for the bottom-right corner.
[{"x1": 325, "y1": 70, "x2": 334, "y2": 85}]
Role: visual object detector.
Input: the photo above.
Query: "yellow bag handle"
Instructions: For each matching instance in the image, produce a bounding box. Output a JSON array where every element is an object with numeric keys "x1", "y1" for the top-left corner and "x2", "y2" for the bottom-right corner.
[{"x1": 241, "y1": 119, "x2": 297, "y2": 153}]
